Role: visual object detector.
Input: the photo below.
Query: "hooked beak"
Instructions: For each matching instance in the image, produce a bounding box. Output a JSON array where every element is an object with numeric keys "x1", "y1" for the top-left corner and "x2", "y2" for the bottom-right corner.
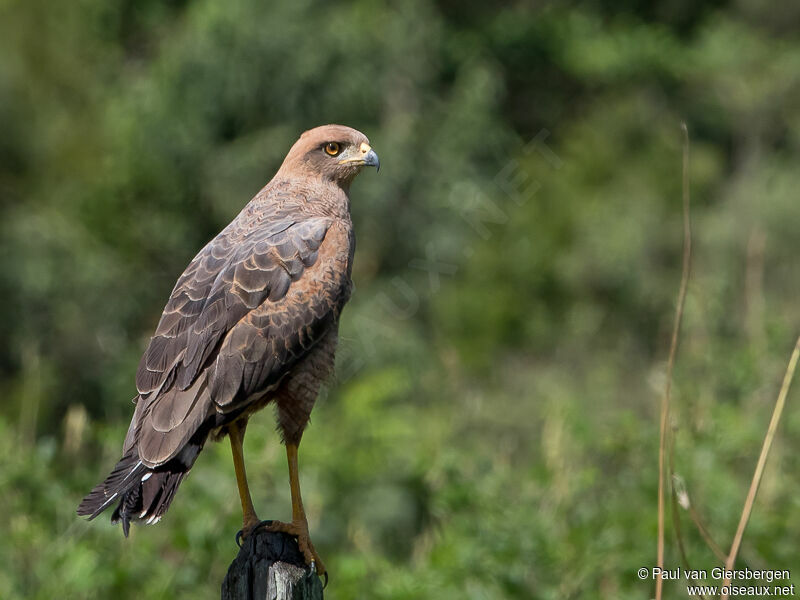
[
  {"x1": 363, "y1": 148, "x2": 380, "y2": 172},
  {"x1": 339, "y1": 142, "x2": 380, "y2": 172}
]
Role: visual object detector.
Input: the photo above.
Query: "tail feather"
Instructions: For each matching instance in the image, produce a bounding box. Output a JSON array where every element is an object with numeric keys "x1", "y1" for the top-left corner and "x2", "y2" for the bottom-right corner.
[
  {"x1": 77, "y1": 440, "x2": 203, "y2": 536},
  {"x1": 77, "y1": 453, "x2": 147, "y2": 520},
  {"x1": 110, "y1": 469, "x2": 187, "y2": 535}
]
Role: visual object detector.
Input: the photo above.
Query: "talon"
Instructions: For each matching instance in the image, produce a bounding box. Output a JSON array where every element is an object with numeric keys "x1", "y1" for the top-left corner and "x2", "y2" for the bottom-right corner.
[
  {"x1": 237, "y1": 518, "x2": 270, "y2": 546},
  {"x1": 254, "y1": 519, "x2": 273, "y2": 532},
  {"x1": 265, "y1": 519, "x2": 327, "y2": 579},
  {"x1": 322, "y1": 570, "x2": 329, "y2": 589}
]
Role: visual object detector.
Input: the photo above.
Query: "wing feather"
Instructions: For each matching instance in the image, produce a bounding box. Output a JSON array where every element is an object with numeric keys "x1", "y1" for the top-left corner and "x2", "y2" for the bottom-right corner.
[
  {"x1": 135, "y1": 214, "x2": 333, "y2": 396},
  {"x1": 130, "y1": 203, "x2": 350, "y2": 466},
  {"x1": 210, "y1": 222, "x2": 353, "y2": 410}
]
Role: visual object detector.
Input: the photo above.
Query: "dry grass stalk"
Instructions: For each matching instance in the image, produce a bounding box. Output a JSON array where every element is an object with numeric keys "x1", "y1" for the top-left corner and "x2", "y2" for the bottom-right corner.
[
  {"x1": 655, "y1": 123, "x2": 692, "y2": 600},
  {"x1": 720, "y1": 335, "x2": 800, "y2": 598},
  {"x1": 672, "y1": 473, "x2": 727, "y2": 563}
]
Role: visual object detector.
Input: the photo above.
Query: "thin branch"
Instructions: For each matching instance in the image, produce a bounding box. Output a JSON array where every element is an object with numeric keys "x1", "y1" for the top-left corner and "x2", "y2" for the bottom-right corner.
[
  {"x1": 720, "y1": 335, "x2": 800, "y2": 598},
  {"x1": 656, "y1": 122, "x2": 693, "y2": 600}
]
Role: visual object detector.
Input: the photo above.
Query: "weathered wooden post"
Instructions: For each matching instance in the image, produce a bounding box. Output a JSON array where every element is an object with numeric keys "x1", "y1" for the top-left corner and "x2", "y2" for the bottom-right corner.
[{"x1": 221, "y1": 529, "x2": 324, "y2": 600}]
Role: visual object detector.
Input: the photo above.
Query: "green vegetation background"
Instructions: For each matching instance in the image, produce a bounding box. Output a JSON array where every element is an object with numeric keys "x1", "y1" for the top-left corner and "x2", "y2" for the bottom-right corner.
[{"x1": 1, "y1": 1, "x2": 798, "y2": 597}]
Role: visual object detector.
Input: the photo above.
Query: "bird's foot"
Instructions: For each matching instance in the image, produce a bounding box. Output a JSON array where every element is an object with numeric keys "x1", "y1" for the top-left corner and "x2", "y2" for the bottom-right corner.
[
  {"x1": 235, "y1": 518, "x2": 273, "y2": 548},
  {"x1": 265, "y1": 519, "x2": 327, "y2": 584}
]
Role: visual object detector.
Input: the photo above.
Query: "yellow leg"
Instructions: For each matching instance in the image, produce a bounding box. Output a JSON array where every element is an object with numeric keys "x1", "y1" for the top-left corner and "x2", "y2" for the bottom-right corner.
[
  {"x1": 268, "y1": 442, "x2": 327, "y2": 578},
  {"x1": 287, "y1": 443, "x2": 307, "y2": 524},
  {"x1": 229, "y1": 421, "x2": 260, "y2": 534}
]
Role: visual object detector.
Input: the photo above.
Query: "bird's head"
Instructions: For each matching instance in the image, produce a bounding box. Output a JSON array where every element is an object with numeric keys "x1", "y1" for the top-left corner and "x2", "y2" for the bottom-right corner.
[{"x1": 279, "y1": 124, "x2": 380, "y2": 188}]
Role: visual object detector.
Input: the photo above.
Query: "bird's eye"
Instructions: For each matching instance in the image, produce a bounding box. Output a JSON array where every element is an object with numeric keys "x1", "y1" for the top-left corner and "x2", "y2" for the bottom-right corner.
[{"x1": 324, "y1": 142, "x2": 341, "y2": 156}]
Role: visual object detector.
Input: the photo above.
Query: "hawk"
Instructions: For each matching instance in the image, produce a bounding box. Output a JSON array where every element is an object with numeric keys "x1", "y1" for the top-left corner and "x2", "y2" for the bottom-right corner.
[{"x1": 78, "y1": 124, "x2": 380, "y2": 577}]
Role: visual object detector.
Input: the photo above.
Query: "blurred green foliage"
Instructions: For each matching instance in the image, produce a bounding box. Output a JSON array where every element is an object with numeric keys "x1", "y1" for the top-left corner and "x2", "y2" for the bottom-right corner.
[{"x1": 1, "y1": 0, "x2": 799, "y2": 598}]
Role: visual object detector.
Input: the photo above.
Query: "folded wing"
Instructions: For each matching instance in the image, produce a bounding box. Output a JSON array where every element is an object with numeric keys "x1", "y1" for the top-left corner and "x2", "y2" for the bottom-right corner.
[{"x1": 131, "y1": 204, "x2": 349, "y2": 467}]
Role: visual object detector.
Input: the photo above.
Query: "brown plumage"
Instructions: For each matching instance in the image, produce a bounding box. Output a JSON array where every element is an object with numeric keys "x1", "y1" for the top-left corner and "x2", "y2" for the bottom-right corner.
[{"x1": 78, "y1": 125, "x2": 379, "y2": 575}]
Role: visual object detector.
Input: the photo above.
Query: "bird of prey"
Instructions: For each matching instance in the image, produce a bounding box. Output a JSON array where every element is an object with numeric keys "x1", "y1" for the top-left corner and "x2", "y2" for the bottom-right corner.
[{"x1": 78, "y1": 124, "x2": 379, "y2": 577}]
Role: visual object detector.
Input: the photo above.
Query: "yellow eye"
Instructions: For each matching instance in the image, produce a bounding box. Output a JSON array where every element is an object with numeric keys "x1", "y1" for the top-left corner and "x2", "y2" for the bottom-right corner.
[{"x1": 324, "y1": 142, "x2": 341, "y2": 156}]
